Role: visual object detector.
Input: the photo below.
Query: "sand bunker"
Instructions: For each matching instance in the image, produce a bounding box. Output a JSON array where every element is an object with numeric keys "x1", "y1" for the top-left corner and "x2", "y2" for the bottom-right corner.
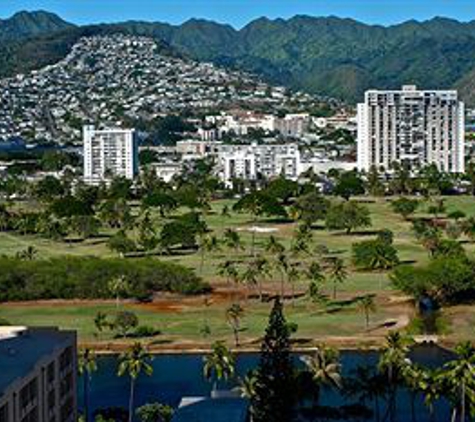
[{"x1": 238, "y1": 226, "x2": 279, "y2": 233}]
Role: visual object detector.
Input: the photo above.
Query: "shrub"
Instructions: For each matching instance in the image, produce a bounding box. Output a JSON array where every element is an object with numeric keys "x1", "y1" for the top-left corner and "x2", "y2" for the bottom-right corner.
[
  {"x1": 132, "y1": 325, "x2": 161, "y2": 338},
  {"x1": 94, "y1": 407, "x2": 128, "y2": 422},
  {"x1": 0, "y1": 256, "x2": 210, "y2": 301},
  {"x1": 325, "y1": 201, "x2": 371, "y2": 234},
  {"x1": 114, "y1": 311, "x2": 139, "y2": 337},
  {"x1": 107, "y1": 231, "x2": 136, "y2": 256},
  {"x1": 391, "y1": 197, "x2": 419, "y2": 220},
  {"x1": 390, "y1": 256, "x2": 475, "y2": 304},
  {"x1": 352, "y1": 238, "x2": 399, "y2": 270},
  {"x1": 136, "y1": 402, "x2": 174, "y2": 422}
]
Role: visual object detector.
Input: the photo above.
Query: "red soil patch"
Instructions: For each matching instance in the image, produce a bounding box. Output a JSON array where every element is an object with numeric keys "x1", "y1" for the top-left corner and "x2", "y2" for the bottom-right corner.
[{"x1": 137, "y1": 287, "x2": 246, "y2": 313}]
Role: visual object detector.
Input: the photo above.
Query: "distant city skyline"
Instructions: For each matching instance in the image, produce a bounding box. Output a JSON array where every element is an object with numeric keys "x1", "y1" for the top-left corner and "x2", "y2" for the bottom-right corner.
[{"x1": 2, "y1": 0, "x2": 475, "y2": 28}]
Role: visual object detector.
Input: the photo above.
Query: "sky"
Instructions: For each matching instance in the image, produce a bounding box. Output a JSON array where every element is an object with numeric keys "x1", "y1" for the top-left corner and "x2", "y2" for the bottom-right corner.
[{"x1": 1, "y1": 0, "x2": 475, "y2": 28}]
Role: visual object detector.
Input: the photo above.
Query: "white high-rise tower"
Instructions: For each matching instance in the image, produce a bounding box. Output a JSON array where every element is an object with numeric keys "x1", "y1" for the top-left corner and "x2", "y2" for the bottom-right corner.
[
  {"x1": 357, "y1": 85, "x2": 465, "y2": 173},
  {"x1": 83, "y1": 125, "x2": 139, "y2": 185}
]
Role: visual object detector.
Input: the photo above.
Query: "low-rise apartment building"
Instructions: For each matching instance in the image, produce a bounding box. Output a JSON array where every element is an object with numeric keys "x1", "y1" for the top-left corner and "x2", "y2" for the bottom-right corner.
[{"x1": 217, "y1": 142, "x2": 301, "y2": 186}]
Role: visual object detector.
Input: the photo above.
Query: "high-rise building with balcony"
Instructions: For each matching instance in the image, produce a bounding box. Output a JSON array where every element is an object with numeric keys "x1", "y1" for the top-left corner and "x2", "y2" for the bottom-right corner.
[
  {"x1": 0, "y1": 327, "x2": 77, "y2": 422},
  {"x1": 83, "y1": 125, "x2": 139, "y2": 185},
  {"x1": 357, "y1": 85, "x2": 465, "y2": 173}
]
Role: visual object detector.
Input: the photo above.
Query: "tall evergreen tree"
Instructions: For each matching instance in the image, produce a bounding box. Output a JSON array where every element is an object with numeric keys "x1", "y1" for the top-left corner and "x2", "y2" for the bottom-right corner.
[{"x1": 251, "y1": 298, "x2": 296, "y2": 422}]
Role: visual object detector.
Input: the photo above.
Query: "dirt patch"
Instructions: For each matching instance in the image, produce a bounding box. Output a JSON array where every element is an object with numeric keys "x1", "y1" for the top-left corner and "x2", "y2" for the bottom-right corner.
[{"x1": 136, "y1": 287, "x2": 248, "y2": 313}]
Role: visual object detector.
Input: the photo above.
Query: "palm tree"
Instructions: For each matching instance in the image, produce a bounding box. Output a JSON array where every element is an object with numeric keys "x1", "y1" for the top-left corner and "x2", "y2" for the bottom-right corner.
[
  {"x1": 290, "y1": 237, "x2": 310, "y2": 259},
  {"x1": 306, "y1": 261, "x2": 326, "y2": 304},
  {"x1": 291, "y1": 225, "x2": 313, "y2": 258},
  {"x1": 221, "y1": 205, "x2": 231, "y2": 217},
  {"x1": 367, "y1": 165, "x2": 385, "y2": 196},
  {"x1": 235, "y1": 370, "x2": 258, "y2": 399},
  {"x1": 240, "y1": 263, "x2": 259, "y2": 302},
  {"x1": 226, "y1": 303, "x2": 244, "y2": 347},
  {"x1": 326, "y1": 257, "x2": 348, "y2": 300},
  {"x1": 275, "y1": 252, "x2": 289, "y2": 298},
  {"x1": 389, "y1": 161, "x2": 411, "y2": 195},
  {"x1": 108, "y1": 275, "x2": 130, "y2": 308},
  {"x1": 358, "y1": 295, "x2": 376, "y2": 329},
  {"x1": 264, "y1": 235, "x2": 285, "y2": 255},
  {"x1": 78, "y1": 348, "x2": 98, "y2": 422},
  {"x1": 17, "y1": 245, "x2": 38, "y2": 261},
  {"x1": 300, "y1": 346, "x2": 342, "y2": 400},
  {"x1": 94, "y1": 312, "x2": 109, "y2": 338},
  {"x1": 118, "y1": 342, "x2": 154, "y2": 422},
  {"x1": 411, "y1": 366, "x2": 442, "y2": 422},
  {"x1": 198, "y1": 234, "x2": 221, "y2": 273},
  {"x1": 253, "y1": 255, "x2": 271, "y2": 301},
  {"x1": 217, "y1": 260, "x2": 238, "y2": 285},
  {"x1": 379, "y1": 332, "x2": 411, "y2": 422},
  {"x1": 222, "y1": 229, "x2": 243, "y2": 253},
  {"x1": 440, "y1": 341, "x2": 475, "y2": 422},
  {"x1": 286, "y1": 264, "x2": 301, "y2": 307},
  {"x1": 402, "y1": 364, "x2": 422, "y2": 422},
  {"x1": 203, "y1": 341, "x2": 235, "y2": 393},
  {"x1": 233, "y1": 192, "x2": 262, "y2": 256}
]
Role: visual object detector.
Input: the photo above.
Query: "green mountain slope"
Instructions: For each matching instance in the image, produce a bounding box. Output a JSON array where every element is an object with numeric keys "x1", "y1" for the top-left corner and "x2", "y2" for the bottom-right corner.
[
  {"x1": 0, "y1": 10, "x2": 74, "y2": 41},
  {"x1": 3, "y1": 11, "x2": 475, "y2": 104}
]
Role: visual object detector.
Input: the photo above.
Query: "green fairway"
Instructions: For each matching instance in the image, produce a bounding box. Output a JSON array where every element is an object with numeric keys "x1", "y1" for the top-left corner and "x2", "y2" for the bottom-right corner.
[
  {"x1": 1, "y1": 195, "x2": 475, "y2": 348},
  {"x1": 0, "y1": 296, "x2": 406, "y2": 347}
]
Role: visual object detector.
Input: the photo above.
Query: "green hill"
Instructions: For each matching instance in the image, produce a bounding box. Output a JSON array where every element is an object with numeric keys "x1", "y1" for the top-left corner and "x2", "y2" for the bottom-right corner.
[
  {"x1": 0, "y1": 10, "x2": 74, "y2": 41},
  {"x1": 3, "y1": 11, "x2": 475, "y2": 104}
]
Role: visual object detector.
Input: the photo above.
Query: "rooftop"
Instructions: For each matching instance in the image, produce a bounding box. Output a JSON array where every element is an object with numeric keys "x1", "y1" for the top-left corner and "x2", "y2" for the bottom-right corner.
[
  {"x1": 172, "y1": 397, "x2": 249, "y2": 422},
  {"x1": 0, "y1": 327, "x2": 75, "y2": 397}
]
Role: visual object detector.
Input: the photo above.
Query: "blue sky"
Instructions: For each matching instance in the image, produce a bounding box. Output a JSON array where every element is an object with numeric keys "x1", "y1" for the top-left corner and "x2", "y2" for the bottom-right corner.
[{"x1": 1, "y1": 0, "x2": 475, "y2": 28}]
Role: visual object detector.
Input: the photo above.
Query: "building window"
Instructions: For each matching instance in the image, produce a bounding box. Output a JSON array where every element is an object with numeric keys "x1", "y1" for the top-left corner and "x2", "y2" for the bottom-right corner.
[
  {"x1": 47, "y1": 362, "x2": 55, "y2": 385},
  {"x1": 20, "y1": 378, "x2": 38, "y2": 411},
  {"x1": 48, "y1": 389, "x2": 56, "y2": 410},
  {"x1": 60, "y1": 397, "x2": 74, "y2": 422},
  {"x1": 59, "y1": 347, "x2": 73, "y2": 372},
  {"x1": 0, "y1": 404, "x2": 9, "y2": 422},
  {"x1": 60, "y1": 373, "x2": 73, "y2": 399},
  {"x1": 20, "y1": 407, "x2": 38, "y2": 422}
]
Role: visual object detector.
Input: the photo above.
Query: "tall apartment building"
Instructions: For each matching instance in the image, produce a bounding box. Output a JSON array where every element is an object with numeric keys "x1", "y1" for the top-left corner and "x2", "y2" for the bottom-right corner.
[
  {"x1": 357, "y1": 85, "x2": 465, "y2": 173},
  {"x1": 83, "y1": 125, "x2": 139, "y2": 185},
  {"x1": 218, "y1": 143, "x2": 300, "y2": 186},
  {"x1": 0, "y1": 327, "x2": 77, "y2": 422}
]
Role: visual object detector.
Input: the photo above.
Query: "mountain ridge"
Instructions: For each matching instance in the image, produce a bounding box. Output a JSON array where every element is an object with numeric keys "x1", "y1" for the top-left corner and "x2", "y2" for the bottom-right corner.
[
  {"x1": 3, "y1": 11, "x2": 475, "y2": 104},
  {"x1": 0, "y1": 10, "x2": 74, "y2": 41}
]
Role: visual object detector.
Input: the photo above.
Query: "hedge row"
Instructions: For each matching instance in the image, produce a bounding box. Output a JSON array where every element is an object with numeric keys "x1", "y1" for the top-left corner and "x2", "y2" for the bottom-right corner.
[{"x1": 0, "y1": 256, "x2": 210, "y2": 301}]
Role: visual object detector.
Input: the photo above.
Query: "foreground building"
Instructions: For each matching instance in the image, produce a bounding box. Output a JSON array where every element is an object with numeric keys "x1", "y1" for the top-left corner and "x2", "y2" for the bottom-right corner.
[
  {"x1": 0, "y1": 327, "x2": 77, "y2": 422},
  {"x1": 83, "y1": 125, "x2": 139, "y2": 184},
  {"x1": 357, "y1": 85, "x2": 465, "y2": 173}
]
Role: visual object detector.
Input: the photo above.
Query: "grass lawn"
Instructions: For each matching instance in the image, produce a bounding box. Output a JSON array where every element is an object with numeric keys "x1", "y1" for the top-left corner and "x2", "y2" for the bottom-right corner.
[{"x1": 1, "y1": 195, "x2": 475, "y2": 349}]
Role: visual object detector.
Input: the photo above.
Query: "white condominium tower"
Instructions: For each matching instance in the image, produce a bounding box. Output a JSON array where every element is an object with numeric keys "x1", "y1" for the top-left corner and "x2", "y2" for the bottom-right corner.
[
  {"x1": 83, "y1": 125, "x2": 139, "y2": 185},
  {"x1": 357, "y1": 85, "x2": 465, "y2": 173}
]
